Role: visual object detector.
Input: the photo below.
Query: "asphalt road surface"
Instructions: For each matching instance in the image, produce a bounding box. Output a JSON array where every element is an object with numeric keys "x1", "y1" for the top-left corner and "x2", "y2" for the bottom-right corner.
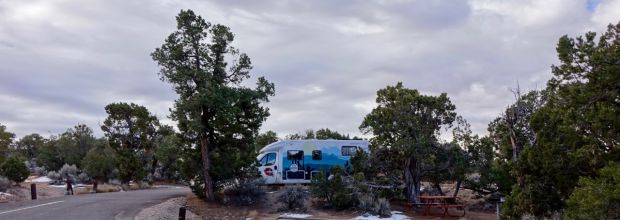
[{"x1": 0, "y1": 186, "x2": 190, "y2": 220}]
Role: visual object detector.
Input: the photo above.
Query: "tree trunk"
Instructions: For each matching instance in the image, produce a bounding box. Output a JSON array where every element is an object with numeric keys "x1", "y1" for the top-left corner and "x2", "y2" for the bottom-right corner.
[
  {"x1": 200, "y1": 135, "x2": 215, "y2": 201},
  {"x1": 509, "y1": 129, "x2": 519, "y2": 161},
  {"x1": 405, "y1": 156, "x2": 421, "y2": 203},
  {"x1": 453, "y1": 180, "x2": 462, "y2": 197},
  {"x1": 434, "y1": 182, "x2": 444, "y2": 195}
]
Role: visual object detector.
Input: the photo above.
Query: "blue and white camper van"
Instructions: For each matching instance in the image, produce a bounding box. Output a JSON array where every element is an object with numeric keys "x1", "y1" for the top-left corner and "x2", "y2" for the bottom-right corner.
[{"x1": 256, "y1": 139, "x2": 369, "y2": 184}]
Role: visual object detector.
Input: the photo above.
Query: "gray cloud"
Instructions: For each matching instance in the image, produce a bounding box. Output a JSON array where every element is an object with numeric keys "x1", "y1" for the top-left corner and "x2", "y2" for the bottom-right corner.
[{"x1": 0, "y1": 0, "x2": 619, "y2": 140}]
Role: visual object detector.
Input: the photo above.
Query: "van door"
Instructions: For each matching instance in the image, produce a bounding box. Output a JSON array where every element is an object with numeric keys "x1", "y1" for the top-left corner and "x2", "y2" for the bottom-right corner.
[{"x1": 258, "y1": 152, "x2": 278, "y2": 184}]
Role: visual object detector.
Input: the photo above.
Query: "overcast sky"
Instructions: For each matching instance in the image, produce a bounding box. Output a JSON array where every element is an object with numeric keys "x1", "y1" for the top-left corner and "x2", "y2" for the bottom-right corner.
[{"x1": 1, "y1": 0, "x2": 619, "y2": 139}]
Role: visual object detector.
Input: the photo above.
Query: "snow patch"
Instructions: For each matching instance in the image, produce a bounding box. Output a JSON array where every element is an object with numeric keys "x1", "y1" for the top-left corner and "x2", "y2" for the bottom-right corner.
[
  {"x1": 351, "y1": 211, "x2": 411, "y2": 220},
  {"x1": 31, "y1": 176, "x2": 52, "y2": 183},
  {"x1": 279, "y1": 213, "x2": 312, "y2": 218}
]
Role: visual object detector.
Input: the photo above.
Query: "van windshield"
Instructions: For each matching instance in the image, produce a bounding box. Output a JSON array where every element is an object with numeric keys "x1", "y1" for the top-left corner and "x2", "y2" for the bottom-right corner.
[{"x1": 259, "y1": 153, "x2": 276, "y2": 166}]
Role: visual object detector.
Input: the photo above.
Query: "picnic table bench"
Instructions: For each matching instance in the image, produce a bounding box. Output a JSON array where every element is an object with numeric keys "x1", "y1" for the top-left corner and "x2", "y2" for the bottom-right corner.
[{"x1": 409, "y1": 195, "x2": 466, "y2": 217}]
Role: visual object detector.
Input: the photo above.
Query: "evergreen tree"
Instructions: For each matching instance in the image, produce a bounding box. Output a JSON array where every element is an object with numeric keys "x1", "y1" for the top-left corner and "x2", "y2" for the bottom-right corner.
[
  {"x1": 360, "y1": 82, "x2": 457, "y2": 202},
  {"x1": 152, "y1": 9, "x2": 274, "y2": 201},
  {"x1": 16, "y1": 133, "x2": 46, "y2": 161},
  {"x1": 101, "y1": 102, "x2": 160, "y2": 184},
  {"x1": 0, "y1": 123, "x2": 15, "y2": 163},
  {"x1": 256, "y1": 131, "x2": 278, "y2": 151},
  {"x1": 502, "y1": 22, "x2": 620, "y2": 218}
]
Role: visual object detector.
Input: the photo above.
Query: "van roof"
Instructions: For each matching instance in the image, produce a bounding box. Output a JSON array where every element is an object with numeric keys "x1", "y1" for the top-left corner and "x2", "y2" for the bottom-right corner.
[{"x1": 258, "y1": 139, "x2": 369, "y2": 153}]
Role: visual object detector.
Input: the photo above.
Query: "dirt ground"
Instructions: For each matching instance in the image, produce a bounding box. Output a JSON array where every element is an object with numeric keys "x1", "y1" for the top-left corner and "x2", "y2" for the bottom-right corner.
[
  {"x1": 185, "y1": 185, "x2": 497, "y2": 220},
  {"x1": 0, "y1": 182, "x2": 66, "y2": 203}
]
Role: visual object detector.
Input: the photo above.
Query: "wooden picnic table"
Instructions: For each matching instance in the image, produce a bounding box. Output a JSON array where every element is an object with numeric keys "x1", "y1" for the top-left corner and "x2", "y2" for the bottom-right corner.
[{"x1": 413, "y1": 195, "x2": 466, "y2": 217}]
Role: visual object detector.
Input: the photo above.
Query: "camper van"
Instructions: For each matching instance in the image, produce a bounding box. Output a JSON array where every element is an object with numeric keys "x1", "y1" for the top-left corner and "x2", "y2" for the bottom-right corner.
[{"x1": 256, "y1": 139, "x2": 369, "y2": 184}]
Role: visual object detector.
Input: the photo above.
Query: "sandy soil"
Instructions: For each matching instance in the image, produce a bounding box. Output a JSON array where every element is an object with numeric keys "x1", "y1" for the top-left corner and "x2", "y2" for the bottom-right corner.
[{"x1": 135, "y1": 197, "x2": 200, "y2": 220}]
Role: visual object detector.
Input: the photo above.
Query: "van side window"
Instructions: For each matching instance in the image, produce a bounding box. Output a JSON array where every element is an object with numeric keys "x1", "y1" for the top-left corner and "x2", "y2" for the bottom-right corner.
[
  {"x1": 287, "y1": 150, "x2": 304, "y2": 160},
  {"x1": 341, "y1": 146, "x2": 357, "y2": 156},
  {"x1": 312, "y1": 150, "x2": 322, "y2": 160},
  {"x1": 265, "y1": 153, "x2": 276, "y2": 166}
]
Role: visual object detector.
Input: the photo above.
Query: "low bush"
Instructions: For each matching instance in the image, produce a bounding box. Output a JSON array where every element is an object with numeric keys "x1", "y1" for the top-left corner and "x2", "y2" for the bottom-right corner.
[
  {"x1": 78, "y1": 173, "x2": 92, "y2": 184},
  {"x1": 32, "y1": 166, "x2": 46, "y2": 176},
  {"x1": 224, "y1": 178, "x2": 265, "y2": 206},
  {"x1": 311, "y1": 166, "x2": 357, "y2": 210},
  {"x1": 278, "y1": 185, "x2": 309, "y2": 212},
  {"x1": 311, "y1": 166, "x2": 393, "y2": 215},
  {"x1": 358, "y1": 194, "x2": 391, "y2": 217},
  {"x1": 47, "y1": 171, "x2": 62, "y2": 184},
  {"x1": 0, "y1": 156, "x2": 30, "y2": 185},
  {"x1": 59, "y1": 164, "x2": 78, "y2": 180},
  {"x1": 109, "y1": 179, "x2": 121, "y2": 185},
  {"x1": 0, "y1": 176, "x2": 10, "y2": 192}
]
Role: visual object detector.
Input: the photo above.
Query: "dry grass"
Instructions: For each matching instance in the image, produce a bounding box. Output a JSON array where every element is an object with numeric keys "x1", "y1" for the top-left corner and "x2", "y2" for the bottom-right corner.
[
  {"x1": 96, "y1": 184, "x2": 122, "y2": 193},
  {"x1": 73, "y1": 184, "x2": 122, "y2": 194}
]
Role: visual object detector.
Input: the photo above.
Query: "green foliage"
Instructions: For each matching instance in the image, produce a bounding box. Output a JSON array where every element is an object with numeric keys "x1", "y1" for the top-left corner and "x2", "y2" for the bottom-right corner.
[
  {"x1": 0, "y1": 123, "x2": 15, "y2": 163},
  {"x1": 359, "y1": 82, "x2": 457, "y2": 202},
  {"x1": 350, "y1": 150, "x2": 374, "y2": 176},
  {"x1": 310, "y1": 166, "x2": 356, "y2": 210},
  {"x1": 153, "y1": 128, "x2": 181, "y2": 181},
  {"x1": 15, "y1": 133, "x2": 45, "y2": 160},
  {"x1": 500, "y1": 22, "x2": 620, "y2": 218},
  {"x1": 565, "y1": 162, "x2": 620, "y2": 220},
  {"x1": 101, "y1": 102, "x2": 160, "y2": 184},
  {"x1": 285, "y1": 128, "x2": 359, "y2": 140},
  {"x1": 82, "y1": 145, "x2": 117, "y2": 182},
  {"x1": 255, "y1": 130, "x2": 278, "y2": 151},
  {"x1": 152, "y1": 9, "x2": 274, "y2": 201},
  {"x1": 310, "y1": 170, "x2": 334, "y2": 204},
  {"x1": 36, "y1": 124, "x2": 97, "y2": 171},
  {"x1": 0, "y1": 156, "x2": 30, "y2": 184}
]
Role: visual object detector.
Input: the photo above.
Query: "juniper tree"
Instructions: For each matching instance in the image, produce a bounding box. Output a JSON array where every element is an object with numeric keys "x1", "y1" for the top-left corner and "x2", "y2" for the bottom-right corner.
[
  {"x1": 360, "y1": 82, "x2": 456, "y2": 203},
  {"x1": 101, "y1": 102, "x2": 159, "y2": 184},
  {"x1": 152, "y1": 10, "x2": 274, "y2": 201}
]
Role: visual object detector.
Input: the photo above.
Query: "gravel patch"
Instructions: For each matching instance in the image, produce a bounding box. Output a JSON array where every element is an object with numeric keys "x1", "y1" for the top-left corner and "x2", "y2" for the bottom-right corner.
[{"x1": 135, "y1": 197, "x2": 200, "y2": 220}]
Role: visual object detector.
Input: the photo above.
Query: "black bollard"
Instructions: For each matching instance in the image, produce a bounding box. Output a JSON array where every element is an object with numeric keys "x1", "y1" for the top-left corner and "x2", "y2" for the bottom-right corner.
[
  {"x1": 30, "y1": 183, "x2": 37, "y2": 200},
  {"x1": 178, "y1": 206, "x2": 186, "y2": 220}
]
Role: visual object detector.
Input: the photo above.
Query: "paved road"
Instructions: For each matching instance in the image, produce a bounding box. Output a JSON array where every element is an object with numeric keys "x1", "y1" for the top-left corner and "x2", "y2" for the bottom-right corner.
[{"x1": 0, "y1": 186, "x2": 190, "y2": 220}]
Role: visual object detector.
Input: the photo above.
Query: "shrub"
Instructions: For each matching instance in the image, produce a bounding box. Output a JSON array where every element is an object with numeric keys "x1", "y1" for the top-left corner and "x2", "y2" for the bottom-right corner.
[
  {"x1": 59, "y1": 164, "x2": 78, "y2": 180},
  {"x1": 78, "y1": 173, "x2": 92, "y2": 184},
  {"x1": 278, "y1": 185, "x2": 309, "y2": 212},
  {"x1": 109, "y1": 179, "x2": 121, "y2": 185},
  {"x1": 310, "y1": 166, "x2": 356, "y2": 210},
  {"x1": 374, "y1": 198, "x2": 391, "y2": 217},
  {"x1": 32, "y1": 166, "x2": 46, "y2": 176},
  {"x1": 332, "y1": 188, "x2": 355, "y2": 210},
  {"x1": 310, "y1": 170, "x2": 334, "y2": 205},
  {"x1": 47, "y1": 171, "x2": 61, "y2": 184},
  {"x1": 225, "y1": 178, "x2": 265, "y2": 206},
  {"x1": 0, "y1": 156, "x2": 30, "y2": 185},
  {"x1": 0, "y1": 176, "x2": 10, "y2": 192}
]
